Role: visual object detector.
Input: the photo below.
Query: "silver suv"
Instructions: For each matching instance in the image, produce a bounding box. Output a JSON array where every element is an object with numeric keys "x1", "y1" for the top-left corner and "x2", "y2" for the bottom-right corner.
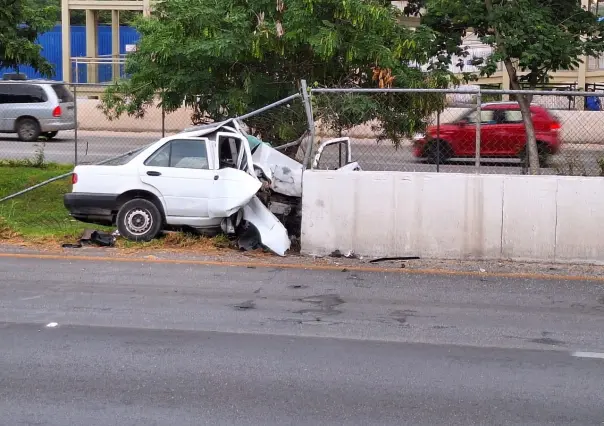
[{"x1": 0, "y1": 74, "x2": 76, "y2": 142}]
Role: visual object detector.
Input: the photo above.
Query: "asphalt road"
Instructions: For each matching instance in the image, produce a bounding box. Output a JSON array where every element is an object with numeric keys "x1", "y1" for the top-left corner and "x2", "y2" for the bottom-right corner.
[
  {"x1": 1, "y1": 255, "x2": 603, "y2": 425},
  {"x1": 1, "y1": 131, "x2": 603, "y2": 175}
]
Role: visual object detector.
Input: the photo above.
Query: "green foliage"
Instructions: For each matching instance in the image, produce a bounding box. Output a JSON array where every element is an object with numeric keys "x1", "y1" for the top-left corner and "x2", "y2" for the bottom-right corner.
[
  {"x1": 31, "y1": 0, "x2": 139, "y2": 25},
  {"x1": 100, "y1": 0, "x2": 450, "y2": 146},
  {"x1": 0, "y1": 0, "x2": 58, "y2": 76},
  {"x1": 407, "y1": 0, "x2": 604, "y2": 88}
]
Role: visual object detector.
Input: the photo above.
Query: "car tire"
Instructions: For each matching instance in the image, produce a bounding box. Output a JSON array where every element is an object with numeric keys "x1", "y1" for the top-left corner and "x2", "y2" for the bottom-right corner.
[
  {"x1": 425, "y1": 140, "x2": 452, "y2": 164},
  {"x1": 116, "y1": 198, "x2": 163, "y2": 242},
  {"x1": 236, "y1": 220, "x2": 262, "y2": 251},
  {"x1": 16, "y1": 118, "x2": 41, "y2": 142},
  {"x1": 43, "y1": 131, "x2": 58, "y2": 140},
  {"x1": 520, "y1": 142, "x2": 550, "y2": 168}
]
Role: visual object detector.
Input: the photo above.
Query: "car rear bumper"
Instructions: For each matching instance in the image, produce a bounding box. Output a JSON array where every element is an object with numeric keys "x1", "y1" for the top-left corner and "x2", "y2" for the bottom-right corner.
[
  {"x1": 64, "y1": 193, "x2": 118, "y2": 226},
  {"x1": 40, "y1": 118, "x2": 76, "y2": 132}
]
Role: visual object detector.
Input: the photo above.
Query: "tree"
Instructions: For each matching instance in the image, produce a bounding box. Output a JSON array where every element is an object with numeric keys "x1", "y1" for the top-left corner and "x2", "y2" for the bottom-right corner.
[
  {"x1": 30, "y1": 0, "x2": 139, "y2": 26},
  {"x1": 0, "y1": 0, "x2": 58, "y2": 76},
  {"x1": 100, "y1": 0, "x2": 449, "y2": 148},
  {"x1": 407, "y1": 0, "x2": 604, "y2": 174}
]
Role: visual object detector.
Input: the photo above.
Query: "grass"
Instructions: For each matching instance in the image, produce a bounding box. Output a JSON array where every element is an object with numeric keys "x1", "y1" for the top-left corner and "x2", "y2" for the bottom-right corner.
[
  {"x1": 0, "y1": 162, "x2": 237, "y2": 251},
  {"x1": 0, "y1": 162, "x2": 86, "y2": 242}
]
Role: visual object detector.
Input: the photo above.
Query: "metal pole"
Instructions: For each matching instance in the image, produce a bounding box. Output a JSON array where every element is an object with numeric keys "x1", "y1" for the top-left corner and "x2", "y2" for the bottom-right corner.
[
  {"x1": 74, "y1": 84, "x2": 78, "y2": 166},
  {"x1": 312, "y1": 87, "x2": 594, "y2": 97},
  {"x1": 475, "y1": 89, "x2": 482, "y2": 173},
  {"x1": 300, "y1": 80, "x2": 316, "y2": 170},
  {"x1": 237, "y1": 93, "x2": 301, "y2": 121},
  {"x1": 436, "y1": 111, "x2": 441, "y2": 173},
  {"x1": 0, "y1": 172, "x2": 74, "y2": 203},
  {"x1": 161, "y1": 93, "x2": 166, "y2": 138}
]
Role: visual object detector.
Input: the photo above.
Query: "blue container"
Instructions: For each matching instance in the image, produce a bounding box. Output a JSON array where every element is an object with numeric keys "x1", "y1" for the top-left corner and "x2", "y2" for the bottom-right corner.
[{"x1": 1, "y1": 24, "x2": 140, "y2": 83}]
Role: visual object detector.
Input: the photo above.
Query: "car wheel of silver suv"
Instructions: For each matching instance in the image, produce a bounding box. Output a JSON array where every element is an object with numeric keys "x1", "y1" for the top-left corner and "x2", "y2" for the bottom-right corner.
[{"x1": 16, "y1": 118, "x2": 41, "y2": 142}]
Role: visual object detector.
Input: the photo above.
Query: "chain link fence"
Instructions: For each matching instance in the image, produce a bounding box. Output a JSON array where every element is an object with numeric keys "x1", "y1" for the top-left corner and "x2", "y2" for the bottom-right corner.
[
  {"x1": 309, "y1": 88, "x2": 604, "y2": 177},
  {"x1": 2, "y1": 84, "x2": 603, "y2": 177}
]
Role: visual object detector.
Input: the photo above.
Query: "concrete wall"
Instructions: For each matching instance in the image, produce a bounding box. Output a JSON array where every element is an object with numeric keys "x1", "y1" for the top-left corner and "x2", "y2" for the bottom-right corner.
[{"x1": 301, "y1": 171, "x2": 604, "y2": 264}]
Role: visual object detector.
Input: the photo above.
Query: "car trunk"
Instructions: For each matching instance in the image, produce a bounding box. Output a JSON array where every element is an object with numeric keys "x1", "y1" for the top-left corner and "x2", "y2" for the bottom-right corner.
[{"x1": 51, "y1": 84, "x2": 75, "y2": 121}]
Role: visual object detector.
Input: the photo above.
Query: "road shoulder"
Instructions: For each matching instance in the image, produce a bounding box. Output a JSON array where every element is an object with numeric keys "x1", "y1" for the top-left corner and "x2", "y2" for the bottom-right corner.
[{"x1": 2, "y1": 243, "x2": 604, "y2": 282}]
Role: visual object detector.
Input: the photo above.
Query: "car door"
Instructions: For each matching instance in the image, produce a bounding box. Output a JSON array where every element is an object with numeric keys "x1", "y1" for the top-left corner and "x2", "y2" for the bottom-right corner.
[
  {"x1": 496, "y1": 109, "x2": 526, "y2": 155},
  {"x1": 458, "y1": 109, "x2": 496, "y2": 156},
  {"x1": 0, "y1": 85, "x2": 9, "y2": 131},
  {"x1": 208, "y1": 132, "x2": 262, "y2": 218},
  {"x1": 479, "y1": 109, "x2": 505, "y2": 155},
  {"x1": 312, "y1": 137, "x2": 353, "y2": 170},
  {"x1": 139, "y1": 137, "x2": 216, "y2": 218}
]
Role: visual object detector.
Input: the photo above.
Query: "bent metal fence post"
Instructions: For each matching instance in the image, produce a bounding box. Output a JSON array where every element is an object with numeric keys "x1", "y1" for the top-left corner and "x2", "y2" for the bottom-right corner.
[{"x1": 300, "y1": 80, "x2": 316, "y2": 169}]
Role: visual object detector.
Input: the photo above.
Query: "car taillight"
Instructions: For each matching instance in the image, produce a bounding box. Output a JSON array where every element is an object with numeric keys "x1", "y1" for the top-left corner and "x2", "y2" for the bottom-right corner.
[
  {"x1": 52, "y1": 106, "x2": 62, "y2": 117},
  {"x1": 551, "y1": 122, "x2": 561, "y2": 131},
  {"x1": 71, "y1": 173, "x2": 78, "y2": 184}
]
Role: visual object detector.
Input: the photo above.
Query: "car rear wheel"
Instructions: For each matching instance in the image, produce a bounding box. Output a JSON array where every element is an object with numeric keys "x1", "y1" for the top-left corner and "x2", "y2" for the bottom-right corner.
[
  {"x1": 424, "y1": 140, "x2": 453, "y2": 164},
  {"x1": 16, "y1": 118, "x2": 41, "y2": 142},
  {"x1": 116, "y1": 198, "x2": 163, "y2": 242},
  {"x1": 43, "y1": 131, "x2": 58, "y2": 140},
  {"x1": 520, "y1": 142, "x2": 550, "y2": 168}
]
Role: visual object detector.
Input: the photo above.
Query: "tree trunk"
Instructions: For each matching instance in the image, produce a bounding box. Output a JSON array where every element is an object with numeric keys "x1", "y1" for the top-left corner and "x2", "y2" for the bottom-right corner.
[
  {"x1": 503, "y1": 59, "x2": 539, "y2": 174},
  {"x1": 484, "y1": 0, "x2": 540, "y2": 175}
]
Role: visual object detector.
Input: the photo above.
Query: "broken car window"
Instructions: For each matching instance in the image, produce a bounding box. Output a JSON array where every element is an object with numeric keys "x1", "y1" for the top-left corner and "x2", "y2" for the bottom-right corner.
[
  {"x1": 316, "y1": 141, "x2": 349, "y2": 170},
  {"x1": 218, "y1": 135, "x2": 247, "y2": 171}
]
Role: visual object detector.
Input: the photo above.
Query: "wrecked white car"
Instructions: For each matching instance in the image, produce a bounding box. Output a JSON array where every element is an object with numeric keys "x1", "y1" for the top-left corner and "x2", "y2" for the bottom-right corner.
[{"x1": 63, "y1": 119, "x2": 360, "y2": 256}]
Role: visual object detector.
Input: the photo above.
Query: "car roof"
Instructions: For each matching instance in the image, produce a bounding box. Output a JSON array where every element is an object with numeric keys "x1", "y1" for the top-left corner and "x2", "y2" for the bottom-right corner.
[
  {"x1": 0, "y1": 79, "x2": 61, "y2": 85},
  {"x1": 482, "y1": 101, "x2": 545, "y2": 109}
]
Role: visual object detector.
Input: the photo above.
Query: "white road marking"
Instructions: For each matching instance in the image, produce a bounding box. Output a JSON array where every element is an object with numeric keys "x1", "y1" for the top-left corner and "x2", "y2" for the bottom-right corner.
[
  {"x1": 20, "y1": 295, "x2": 42, "y2": 301},
  {"x1": 571, "y1": 351, "x2": 604, "y2": 359},
  {"x1": 45, "y1": 322, "x2": 58, "y2": 328}
]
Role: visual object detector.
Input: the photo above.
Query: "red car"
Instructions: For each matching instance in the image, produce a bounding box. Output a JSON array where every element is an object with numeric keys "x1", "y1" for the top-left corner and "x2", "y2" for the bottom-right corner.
[{"x1": 413, "y1": 102, "x2": 561, "y2": 166}]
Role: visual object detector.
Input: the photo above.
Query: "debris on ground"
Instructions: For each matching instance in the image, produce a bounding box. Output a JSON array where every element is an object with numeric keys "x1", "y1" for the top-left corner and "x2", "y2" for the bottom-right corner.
[
  {"x1": 369, "y1": 256, "x2": 421, "y2": 263},
  {"x1": 330, "y1": 250, "x2": 343, "y2": 258},
  {"x1": 61, "y1": 229, "x2": 116, "y2": 249}
]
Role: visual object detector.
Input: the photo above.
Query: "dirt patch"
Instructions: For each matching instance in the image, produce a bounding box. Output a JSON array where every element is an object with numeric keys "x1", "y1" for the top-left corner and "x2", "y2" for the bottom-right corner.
[{"x1": 3, "y1": 239, "x2": 604, "y2": 282}]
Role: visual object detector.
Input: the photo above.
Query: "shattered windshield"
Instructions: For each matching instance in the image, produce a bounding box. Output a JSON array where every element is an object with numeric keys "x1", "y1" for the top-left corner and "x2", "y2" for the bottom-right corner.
[
  {"x1": 246, "y1": 135, "x2": 271, "y2": 151},
  {"x1": 100, "y1": 145, "x2": 149, "y2": 166}
]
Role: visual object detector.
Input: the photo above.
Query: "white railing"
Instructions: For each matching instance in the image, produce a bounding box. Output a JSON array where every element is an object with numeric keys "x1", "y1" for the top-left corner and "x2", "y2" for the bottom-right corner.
[
  {"x1": 71, "y1": 57, "x2": 128, "y2": 83},
  {"x1": 588, "y1": 55, "x2": 604, "y2": 71}
]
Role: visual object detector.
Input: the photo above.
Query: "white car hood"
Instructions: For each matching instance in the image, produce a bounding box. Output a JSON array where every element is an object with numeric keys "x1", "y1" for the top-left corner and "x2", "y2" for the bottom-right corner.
[
  {"x1": 241, "y1": 196, "x2": 291, "y2": 256},
  {"x1": 252, "y1": 144, "x2": 303, "y2": 198}
]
